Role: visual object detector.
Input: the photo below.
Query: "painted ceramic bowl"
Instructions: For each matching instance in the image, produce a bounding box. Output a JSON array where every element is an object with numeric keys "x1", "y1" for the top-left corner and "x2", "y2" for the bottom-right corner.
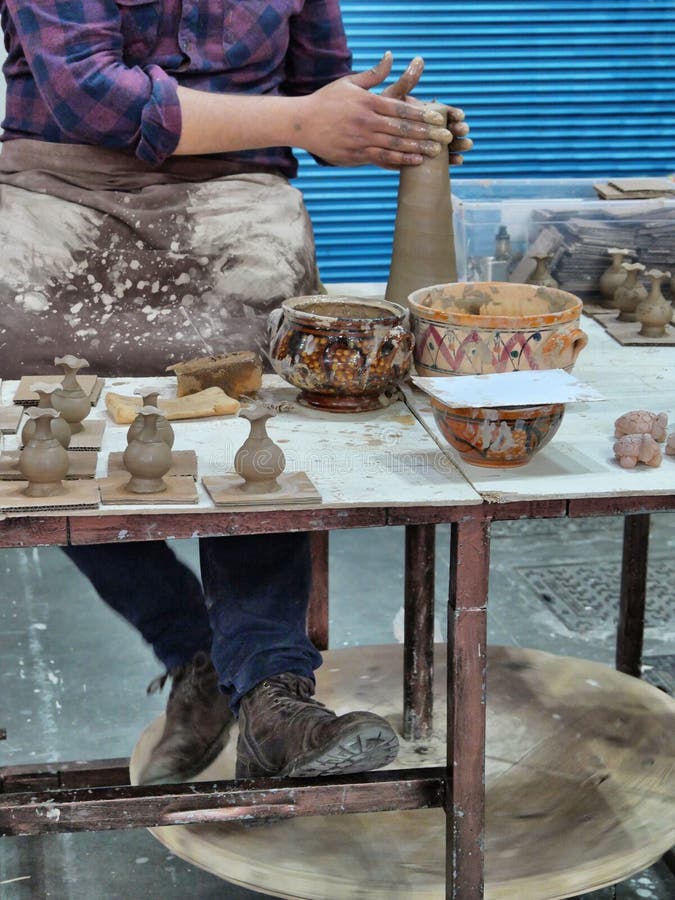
[
  {"x1": 431, "y1": 399, "x2": 565, "y2": 468},
  {"x1": 268, "y1": 296, "x2": 414, "y2": 412},
  {"x1": 409, "y1": 282, "x2": 587, "y2": 377}
]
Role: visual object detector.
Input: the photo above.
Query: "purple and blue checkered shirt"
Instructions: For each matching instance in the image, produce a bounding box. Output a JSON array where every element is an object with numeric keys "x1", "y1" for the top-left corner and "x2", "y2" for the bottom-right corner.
[{"x1": 0, "y1": 0, "x2": 352, "y2": 173}]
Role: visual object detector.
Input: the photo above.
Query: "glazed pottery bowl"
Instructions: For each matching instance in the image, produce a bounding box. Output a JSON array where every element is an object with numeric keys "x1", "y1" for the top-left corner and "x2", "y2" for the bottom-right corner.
[
  {"x1": 431, "y1": 399, "x2": 565, "y2": 468},
  {"x1": 409, "y1": 282, "x2": 587, "y2": 377},
  {"x1": 268, "y1": 296, "x2": 414, "y2": 412}
]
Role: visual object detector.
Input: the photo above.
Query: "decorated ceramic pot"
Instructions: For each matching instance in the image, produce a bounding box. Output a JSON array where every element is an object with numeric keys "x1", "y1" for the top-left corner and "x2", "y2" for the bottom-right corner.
[
  {"x1": 268, "y1": 296, "x2": 414, "y2": 412},
  {"x1": 431, "y1": 400, "x2": 565, "y2": 468},
  {"x1": 408, "y1": 282, "x2": 587, "y2": 377}
]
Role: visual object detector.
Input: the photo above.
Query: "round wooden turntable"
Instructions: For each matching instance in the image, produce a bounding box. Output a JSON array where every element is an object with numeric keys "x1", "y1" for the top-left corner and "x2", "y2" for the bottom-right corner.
[{"x1": 130, "y1": 645, "x2": 675, "y2": 899}]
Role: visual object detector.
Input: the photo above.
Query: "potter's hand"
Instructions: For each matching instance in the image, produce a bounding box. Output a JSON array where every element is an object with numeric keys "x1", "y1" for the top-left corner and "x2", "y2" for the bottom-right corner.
[
  {"x1": 381, "y1": 56, "x2": 473, "y2": 166},
  {"x1": 297, "y1": 52, "x2": 454, "y2": 170}
]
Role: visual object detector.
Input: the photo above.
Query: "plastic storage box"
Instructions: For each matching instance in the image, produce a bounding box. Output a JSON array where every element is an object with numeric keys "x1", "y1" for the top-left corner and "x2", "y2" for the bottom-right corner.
[{"x1": 451, "y1": 178, "x2": 675, "y2": 301}]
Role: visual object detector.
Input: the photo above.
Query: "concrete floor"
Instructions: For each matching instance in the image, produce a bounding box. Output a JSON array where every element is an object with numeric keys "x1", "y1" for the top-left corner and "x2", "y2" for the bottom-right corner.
[{"x1": 1, "y1": 514, "x2": 674, "y2": 899}]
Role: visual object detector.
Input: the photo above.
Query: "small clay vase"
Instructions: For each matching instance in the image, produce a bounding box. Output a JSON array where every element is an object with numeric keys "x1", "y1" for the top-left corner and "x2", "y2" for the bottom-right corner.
[
  {"x1": 385, "y1": 100, "x2": 457, "y2": 306},
  {"x1": 19, "y1": 407, "x2": 69, "y2": 497},
  {"x1": 51, "y1": 355, "x2": 91, "y2": 435},
  {"x1": 127, "y1": 388, "x2": 175, "y2": 447},
  {"x1": 598, "y1": 247, "x2": 631, "y2": 307},
  {"x1": 21, "y1": 382, "x2": 72, "y2": 448},
  {"x1": 526, "y1": 254, "x2": 558, "y2": 288},
  {"x1": 234, "y1": 406, "x2": 285, "y2": 494},
  {"x1": 636, "y1": 269, "x2": 673, "y2": 338},
  {"x1": 614, "y1": 263, "x2": 647, "y2": 322},
  {"x1": 122, "y1": 406, "x2": 172, "y2": 493}
]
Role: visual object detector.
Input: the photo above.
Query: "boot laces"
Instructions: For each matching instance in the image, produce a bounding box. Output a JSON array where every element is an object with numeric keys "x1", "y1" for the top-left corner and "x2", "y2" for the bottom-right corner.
[{"x1": 259, "y1": 675, "x2": 327, "y2": 716}]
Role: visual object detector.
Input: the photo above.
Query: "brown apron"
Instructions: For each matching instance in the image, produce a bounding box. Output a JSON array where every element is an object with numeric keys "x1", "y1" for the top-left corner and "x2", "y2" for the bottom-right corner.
[{"x1": 0, "y1": 140, "x2": 321, "y2": 378}]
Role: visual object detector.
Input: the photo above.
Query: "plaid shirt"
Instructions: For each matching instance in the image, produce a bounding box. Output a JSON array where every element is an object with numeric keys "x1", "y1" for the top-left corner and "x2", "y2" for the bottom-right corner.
[{"x1": 0, "y1": 0, "x2": 352, "y2": 173}]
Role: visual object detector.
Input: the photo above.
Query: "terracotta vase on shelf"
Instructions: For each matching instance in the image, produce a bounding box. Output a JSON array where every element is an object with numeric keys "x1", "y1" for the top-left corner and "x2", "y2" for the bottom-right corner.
[
  {"x1": 21, "y1": 382, "x2": 71, "y2": 448},
  {"x1": 614, "y1": 263, "x2": 647, "y2": 323},
  {"x1": 127, "y1": 387, "x2": 175, "y2": 447},
  {"x1": 234, "y1": 406, "x2": 285, "y2": 494},
  {"x1": 385, "y1": 100, "x2": 457, "y2": 307},
  {"x1": 51, "y1": 355, "x2": 91, "y2": 434},
  {"x1": 19, "y1": 407, "x2": 69, "y2": 497},
  {"x1": 526, "y1": 254, "x2": 558, "y2": 289},
  {"x1": 598, "y1": 247, "x2": 631, "y2": 307},
  {"x1": 123, "y1": 406, "x2": 172, "y2": 493},
  {"x1": 636, "y1": 269, "x2": 673, "y2": 338}
]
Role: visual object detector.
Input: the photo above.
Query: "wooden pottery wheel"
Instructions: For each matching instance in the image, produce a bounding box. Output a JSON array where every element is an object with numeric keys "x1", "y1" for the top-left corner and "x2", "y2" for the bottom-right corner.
[{"x1": 130, "y1": 646, "x2": 675, "y2": 899}]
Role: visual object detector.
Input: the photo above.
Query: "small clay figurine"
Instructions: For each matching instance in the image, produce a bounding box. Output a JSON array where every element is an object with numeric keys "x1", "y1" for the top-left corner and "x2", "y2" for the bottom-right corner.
[
  {"x1": 614, "y1": 263, "x2": 647, "y2": 322},
  {"x1": 613, "y1": 434, "x2": 662, "y2": 469},
  {"x1": 122, "y1": 406, "x2": 172, "y2": 493},
  {"x1": 21, "y1": 382, "x2": 71, "y2": 448},
  {"x1": 636, "y1": 269, "x2": 673, "y2": 338},
  {"x1": 599, "y1": 247, "x2": 631, "y2": 306},
  {"x1": 526, "y1": 254, "x2": 558, "y2": 288},
  {"x1": 614, "y1": 410, "x2": 667, "y2": 442},
  {"x1": 666, "y1": 433, "x2": 675, "y2": 456},
  {"x1": 234, "y1": 405, "x2": 285, "y2": 494},
  {"x1": 128, "y1": 387, "x2": 175, "y2": 447},
  {"x1": 51, "y1": 355, "x2": 91, "y2": 434},
  {"x1": 19, "y1": 407, "x2": 69, "y2": 496}
]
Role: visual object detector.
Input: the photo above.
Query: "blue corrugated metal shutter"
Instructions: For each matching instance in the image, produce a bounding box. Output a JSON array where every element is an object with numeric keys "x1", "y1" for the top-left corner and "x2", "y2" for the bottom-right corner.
[{"x1": 295, "y1": 1, "x2": 675, "y2": 282}]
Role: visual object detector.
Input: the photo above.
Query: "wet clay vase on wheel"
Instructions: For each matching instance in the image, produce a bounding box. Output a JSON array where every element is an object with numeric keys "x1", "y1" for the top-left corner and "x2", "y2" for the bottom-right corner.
[
  {"x1": 614, "y1": 263, "x2": 647, "y2": 323},
  {"x1": 51, "y1": 355, "x2": 91, "y2": 435},
  {"x1": 526, "y1": 254, "x2": 558, "y2": 289},
  {"x1": 268, "y1": 296, "x2": 414, "y2": 412},
  {"x1": 385, "y1": 100, "x2": 457, "y2": 307},
  {"x1": 234, "y1": 406, "x2": 285, "y2": 494},
  {"x1": 21, "y1": 382, "x2": 71, "y2": 449},
  {"x1": 408, "y1": 282, "x2": 587, "y2": 377},
  {"x1": 636, "y1": 269, "x2": 673, "y2": 338},
  {"x1": 127, "y1": 387, "x2": 175, "y2": 447},
  {"x1": 19, "y1": 407, "x2": 69, "y2": 497},
  {"x1": 123, "y1": 406, "x2": 173, "y2": 493},
  {"x1": 598, "y1": 247, "x2": 631, "y2": 307}
]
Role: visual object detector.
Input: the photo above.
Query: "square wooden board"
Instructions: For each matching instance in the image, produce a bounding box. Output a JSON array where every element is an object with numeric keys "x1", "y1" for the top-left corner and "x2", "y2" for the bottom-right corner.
[
  {"x1": 13, "y1": 375, "x2": 101, "y2": 405},
  {"x1": 98, "y1": 474, "x2": 199, "y2": 505},
  {"x1": 0, "y1": 450, "x2": 98, "y2": 481},
  {"x1": 0, "y1": 479, "x2": 99, "y2": 511},
  {"x1": 0, "y1": 406, "x2": 23, "y2": 434},
  {"x1": 602, "y1": 317, "x2": 675, "y2": 346},
  {"x1": 69, "y1": 419, "x2": 106, "y2": 451},
  {"x1": 202, "y1": 471, "x2": 321, "y2": 508}
]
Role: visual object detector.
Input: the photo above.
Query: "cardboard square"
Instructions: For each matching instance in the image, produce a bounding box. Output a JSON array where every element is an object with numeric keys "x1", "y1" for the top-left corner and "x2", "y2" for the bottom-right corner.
[
  {"x1": 13, "y1": 375, "x2": 100, "y2": 406},
  {"x1": 202, "y1": 471, "x2": 321, "y2": 508},
  {"x1": 0, "y1": 405, "x2": 23, "y2": 434},
  {"x1": 69, "y1": 419, "x2": 106, "y2": 451},
  {"x1": 98, "y1": 474, "x2": 199, "y2": 505},
  {"x1": 0, "y1": 450, "x2": 98, "y2": 481},
  {"x1": 0, "y1": 479, "x2": 99, "y2": 512},
  {"x1": 602, "y1": 317, "x2": 675, "y2": 346},
  {"x1": 107, "y1": 450, "x2": 198, "y2": 479}
]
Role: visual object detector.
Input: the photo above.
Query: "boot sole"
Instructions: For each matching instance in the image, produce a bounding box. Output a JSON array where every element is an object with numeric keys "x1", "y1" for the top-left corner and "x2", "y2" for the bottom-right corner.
[{"x1": 280, "y1": 720, "x2": 399, "y2": 778}]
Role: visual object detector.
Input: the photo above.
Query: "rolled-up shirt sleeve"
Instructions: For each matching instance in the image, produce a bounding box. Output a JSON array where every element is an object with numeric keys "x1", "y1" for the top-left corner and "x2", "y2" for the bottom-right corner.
[{"x1": 6, "y1": 0, "x2": 181, "y2": 165}]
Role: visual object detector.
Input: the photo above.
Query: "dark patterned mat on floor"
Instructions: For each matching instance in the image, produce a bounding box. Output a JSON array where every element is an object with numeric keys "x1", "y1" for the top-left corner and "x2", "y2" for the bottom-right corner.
[{"x1": 518, "y1": 556, "x2": 675, "y2": 632}]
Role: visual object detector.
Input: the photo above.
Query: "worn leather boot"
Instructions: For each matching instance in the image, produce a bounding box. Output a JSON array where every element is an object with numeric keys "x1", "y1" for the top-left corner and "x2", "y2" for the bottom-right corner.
[
  {"x1": 236, "y1": 673, "x2": 399, "y2": 779},
  {"x1": 136, "y1": 651, "x2": 234, "y2": 785}
]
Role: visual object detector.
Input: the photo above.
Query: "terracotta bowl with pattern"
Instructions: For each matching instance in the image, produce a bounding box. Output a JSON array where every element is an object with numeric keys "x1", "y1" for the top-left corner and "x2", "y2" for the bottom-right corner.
[
  {"x1": 431, "y1": 400, "x2": 566, "y2": 468},
  {"x1": 268, "y1": 296, "x2": 414, "y2": 412},
  {"x1": 409, "y1": 282, "x2": 587, "y2": 377}
]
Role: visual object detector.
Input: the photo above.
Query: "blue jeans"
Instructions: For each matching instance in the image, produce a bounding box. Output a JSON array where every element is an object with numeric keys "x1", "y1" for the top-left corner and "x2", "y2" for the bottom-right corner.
[{"x1": 63, "y1": 533, "x2": 322, "y2": 713}]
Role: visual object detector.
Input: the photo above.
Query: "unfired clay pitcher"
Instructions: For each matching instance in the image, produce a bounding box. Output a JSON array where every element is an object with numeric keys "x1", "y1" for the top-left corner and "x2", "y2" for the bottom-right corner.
[
  {"x1": 636, "y1": 269, "x2": 673, "y2": 338},
  {"x1": 127, "y1": 387, "x2": 175, "y2": 447},
  {"x1": 385, "y1": 100, "x2": 457, "y2": 307},
  {"x1": 19, "y1": 407, "x2": 69, "y2": 497},
  {"x1": 527, "y1": 254, "x2": 558, "y2": 289},
  {"x1": 21, "y1": 382, "x2": 71, "y2": 448},
  {"x1": 614, "y1": 263, "x2": 647, "y2": 322},
  {"x1": 122, "y1": 406, "x2": 172, "y2": 493},
  {"x1": 234, "y1": 406, "x2": 285, "y2": 494},
  {"x1": 51, "y1": 355, "x2": 91, "y2": 434},
  {"x1": 599, "y1": 247, "x2": 631, "y2": 307}
]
